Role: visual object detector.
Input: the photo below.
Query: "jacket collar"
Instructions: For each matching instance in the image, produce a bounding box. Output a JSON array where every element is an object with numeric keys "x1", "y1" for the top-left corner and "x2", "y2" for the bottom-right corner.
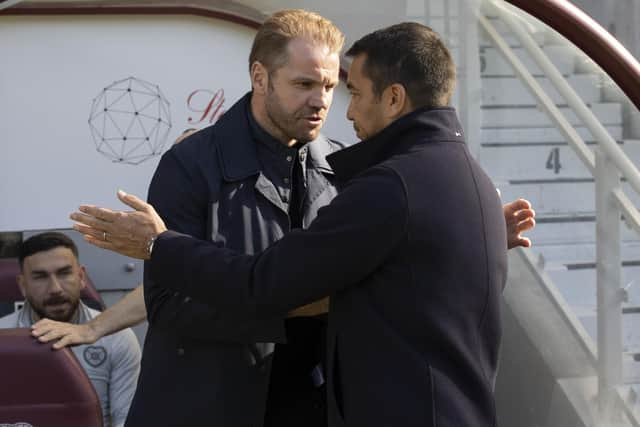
[
  {"x1": 327, "y1": 107, "x2": 464, "y2": 182},
  {"x1": 306, "y1": 135, "x2": 336, "y2": 173},
  {"x1": 214, "y1": 92, "x2": 336, "y2": 182}
]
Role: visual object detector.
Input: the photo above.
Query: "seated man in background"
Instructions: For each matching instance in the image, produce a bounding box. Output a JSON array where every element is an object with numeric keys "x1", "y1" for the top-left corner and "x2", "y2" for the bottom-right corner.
[{"x1": 0, "y1": 232, "x2": 141, "y2": 427}]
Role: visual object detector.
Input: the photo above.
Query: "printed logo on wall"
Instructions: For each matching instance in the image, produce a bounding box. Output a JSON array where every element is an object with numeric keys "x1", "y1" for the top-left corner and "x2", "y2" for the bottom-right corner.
[{"x1": 88, "y1": 77, "x2": 172, "y2": 165}]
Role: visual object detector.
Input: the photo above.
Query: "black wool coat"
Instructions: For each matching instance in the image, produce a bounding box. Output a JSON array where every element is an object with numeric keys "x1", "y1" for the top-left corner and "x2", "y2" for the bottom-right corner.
[{"x1": 149, "y1": 107, "x2": 508, "y2": 427}]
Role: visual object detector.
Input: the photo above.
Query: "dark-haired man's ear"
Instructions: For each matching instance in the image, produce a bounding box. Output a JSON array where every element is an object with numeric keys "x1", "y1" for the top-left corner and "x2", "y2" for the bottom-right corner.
[
  {"x1": 250, "y1": 61, "x2": 269, "y2": 95},
  {"x1": 385, "y1": 83, "x2": 410, "y2": 120},
  {"x1": 16, "y1": 275, "x2": 26, "y2": 298}
]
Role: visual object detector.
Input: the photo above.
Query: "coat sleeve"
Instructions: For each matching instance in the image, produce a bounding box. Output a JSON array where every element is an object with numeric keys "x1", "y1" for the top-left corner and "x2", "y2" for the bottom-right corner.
[
  {"x1": 143, "y1": 144, "x2": 209, "y2": 331},
  {"x1": 149, "y1": 166, "x2": 409, "y2": 318},
  {"x1": 144, "y1": 142, "x2": 271, "y2": 340}
]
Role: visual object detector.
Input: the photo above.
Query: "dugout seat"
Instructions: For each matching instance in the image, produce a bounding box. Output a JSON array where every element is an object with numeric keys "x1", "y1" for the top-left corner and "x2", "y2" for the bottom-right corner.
[{"x1": 0, "y1": 327, "x2": 103, "y2": 426}]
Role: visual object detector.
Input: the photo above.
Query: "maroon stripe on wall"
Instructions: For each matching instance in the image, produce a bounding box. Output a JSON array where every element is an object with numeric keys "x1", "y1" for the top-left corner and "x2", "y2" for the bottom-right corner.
[
  {"x1": 0, "y1": 5, "x2": 262, "y2": 30},
  {"x1": 0, "y1": 4, "x2": 350, "y2": 80},
  {"x1": 4, "y1": 1, "x2": 637, "y2": 105}
]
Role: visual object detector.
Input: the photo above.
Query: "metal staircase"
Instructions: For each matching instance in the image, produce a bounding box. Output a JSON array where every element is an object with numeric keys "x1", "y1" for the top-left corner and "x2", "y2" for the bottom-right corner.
[{"x1": 472, "y1": 1, "x2": 640, "y2": 425}]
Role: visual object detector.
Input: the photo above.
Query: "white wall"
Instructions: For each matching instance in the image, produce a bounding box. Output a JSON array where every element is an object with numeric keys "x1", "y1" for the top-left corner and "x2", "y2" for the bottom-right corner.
[{"x1": 0, "y1": 14, "x2": 355, "y2": 232}]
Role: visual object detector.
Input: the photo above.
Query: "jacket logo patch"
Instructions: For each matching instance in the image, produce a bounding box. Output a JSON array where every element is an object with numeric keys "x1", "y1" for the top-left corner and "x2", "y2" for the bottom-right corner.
[{"x1": 84, "y1": 345, "x2": 107, "y2": 368}]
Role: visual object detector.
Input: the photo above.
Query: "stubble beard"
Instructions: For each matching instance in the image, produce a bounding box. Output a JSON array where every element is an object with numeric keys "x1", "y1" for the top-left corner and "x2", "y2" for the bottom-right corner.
[
  {"x1": 265, "y1": 87, "x2": 320, "y2": 145},
  {"x1": 32, "y1": 297, "x2": 80, "y2": 322}
]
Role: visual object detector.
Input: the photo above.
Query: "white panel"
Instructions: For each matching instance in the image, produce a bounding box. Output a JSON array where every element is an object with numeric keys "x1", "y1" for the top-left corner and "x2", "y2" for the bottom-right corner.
[
  {"x1": 0, "y1": 15, "x2": 355, "y2": 231},
  {"x1": 425, "y1": 18, "x2": 459, "y2": 47},
  {"x1": 429, "y1": 0, "x2": 459, "y2": 17},
  {"x1": 405, "y1": 0, "x2": 426, "y2": 17}
]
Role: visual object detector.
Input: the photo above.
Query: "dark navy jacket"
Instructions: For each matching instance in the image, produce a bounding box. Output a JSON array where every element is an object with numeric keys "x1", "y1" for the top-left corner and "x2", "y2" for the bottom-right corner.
[
  {"x1": 124, "y1": 93, "x2": 343, "y2": 427},
  {"x1": 149, "y1": 107, "x2": 508, "y2": 427}
]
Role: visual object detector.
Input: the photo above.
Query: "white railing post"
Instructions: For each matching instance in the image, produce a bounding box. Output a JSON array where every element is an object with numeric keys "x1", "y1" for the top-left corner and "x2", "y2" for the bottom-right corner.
[
  {"x1": 458, "y1": 0, "x2": 483, "y2": 159},
  {"x1": 595, "y1": 148, "x2": 624, "y2": 423},
  {"x1": 490, "y1": 0, "x2": 640, "y2": 197}
]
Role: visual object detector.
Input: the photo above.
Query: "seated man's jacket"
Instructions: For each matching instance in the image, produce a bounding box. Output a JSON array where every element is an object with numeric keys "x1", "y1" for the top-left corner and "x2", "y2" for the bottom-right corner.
[
  {"x1": 125, "y1": 93, "x2": 343, "y2": 427},
  {"x1": 150, "y1": 106, "x2": 509, "y2": 427}
]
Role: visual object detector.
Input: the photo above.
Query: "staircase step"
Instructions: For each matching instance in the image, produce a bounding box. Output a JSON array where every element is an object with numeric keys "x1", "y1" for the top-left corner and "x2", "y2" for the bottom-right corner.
[
  {"x1": 498, "y1": 181, "x2": 640, "y2": 217},
  {"x1": 517, "y1": 217, "x2": 639, "y2": 245},
  {"x1": 479, "y1": 18, "x2": 546, "y2": 48},
  {"x1": 480, "y1": 139, "x2": 640, "y2": 180},
  {"x1": 480, "y1": 144, "x2": 593, "y2": 180},
  {"x1": 571, "y1": 311, "x2": 640, "y2": 358},
  {"x1": 547, "y1": 266, "x2": 640, "y2": 308},
  {"x1": 482, "y1": 103, "x2": 622, "y2": 128},
  {"x1": 534, "y1": 242, "x2": 640, "y2": 265},
  {"x1": 481, "y1": 45, "x2": 575, "y2": 77},
  {"x1": 482, "y1": 74, "x2": 601, "y2": 106},
  {"x1": 481, "y1": 124, "x2": 622, "y2": 144}
]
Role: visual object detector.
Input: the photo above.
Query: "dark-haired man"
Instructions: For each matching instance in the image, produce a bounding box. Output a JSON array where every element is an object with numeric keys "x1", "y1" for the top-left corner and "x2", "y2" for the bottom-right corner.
[
  {"x1": 0, "y1": 232, "x2": 140, "y2": 427},
  {"x1": 74, "y1": 22, "x2": 518, "y2": 426}
]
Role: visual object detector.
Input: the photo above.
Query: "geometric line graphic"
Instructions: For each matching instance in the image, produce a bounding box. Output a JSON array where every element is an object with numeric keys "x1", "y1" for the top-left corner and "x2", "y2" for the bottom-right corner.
[{"x1": 88, "y1": 76, "x2": 172, "y2": 165}]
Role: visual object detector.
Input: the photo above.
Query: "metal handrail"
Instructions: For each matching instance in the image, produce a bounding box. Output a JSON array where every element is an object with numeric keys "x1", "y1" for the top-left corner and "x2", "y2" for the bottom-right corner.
[
  {"x1": 477, "y1": 8, "x2": 595, "y2": 171},
  {"x1": 481, "y1": 1, "x2": 640, "y2": 424},
  {"x1": 503, "y1": 0, "x2": 640, "y2": 111},
  {"x1": 487, "y1": 1, "x2": 640, "y2": 233},
  {"x1": 479, "y1": 1, "x2": 640, "y2": 234}
]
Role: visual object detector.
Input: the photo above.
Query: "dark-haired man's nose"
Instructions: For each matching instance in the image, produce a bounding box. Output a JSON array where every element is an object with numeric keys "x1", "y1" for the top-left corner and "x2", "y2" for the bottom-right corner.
[{"x1": 346, "y1": 103, "x2": 354, "y2": 121}]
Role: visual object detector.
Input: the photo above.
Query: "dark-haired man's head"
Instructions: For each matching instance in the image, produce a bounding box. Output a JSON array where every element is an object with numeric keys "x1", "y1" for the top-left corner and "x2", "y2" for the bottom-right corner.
[
  {"x1": 17, "y1": 232, "x2": 86, "y2": 322},
  {"x1": 248, "y1": 9, "x2": 344, "y2": 146},
  {"x1": 345, "y1": 22, "x2": 456, "y2": 140}
]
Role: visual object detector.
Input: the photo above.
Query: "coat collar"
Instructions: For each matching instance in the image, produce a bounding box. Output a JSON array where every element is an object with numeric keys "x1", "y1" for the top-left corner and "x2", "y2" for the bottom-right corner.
[
  {"x1": 326, "y1": 107, "x2": 464, "y2": 182},
  {"x1": 214, "y1": 92, "x2": 336, "y2": 182}
]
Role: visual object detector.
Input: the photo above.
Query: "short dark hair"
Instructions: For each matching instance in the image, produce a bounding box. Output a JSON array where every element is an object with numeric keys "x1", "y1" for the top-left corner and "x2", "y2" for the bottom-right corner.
[
  {"x1": 345, "y1": 22, "x2": 456, "y2": 109},
  {"x1": 18, "y1": 232, "x2": 79, "y2": 270}
]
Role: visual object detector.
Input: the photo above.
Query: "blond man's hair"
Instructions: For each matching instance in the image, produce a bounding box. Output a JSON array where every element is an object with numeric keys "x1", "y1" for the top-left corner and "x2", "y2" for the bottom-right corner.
[{"x1": 249, "y1": 9, "x2": 344, "y2": 73}]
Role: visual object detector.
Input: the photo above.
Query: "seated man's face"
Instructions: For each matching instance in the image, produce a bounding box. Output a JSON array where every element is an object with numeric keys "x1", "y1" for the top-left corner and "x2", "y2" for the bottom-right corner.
[{"x1": 18, "y1": 247, "x2": 86, "y2": 322}]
